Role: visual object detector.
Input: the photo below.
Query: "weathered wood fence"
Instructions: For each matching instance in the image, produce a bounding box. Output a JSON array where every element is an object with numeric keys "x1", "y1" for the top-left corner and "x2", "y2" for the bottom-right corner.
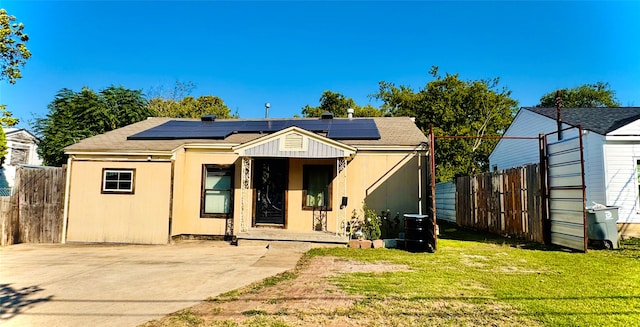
[
  {"x1": 1, "y1": 166, "x2": 66, "y2": 246},
  {"x1": 455, "y1": 163, "x2": 544, "y2": 243}
]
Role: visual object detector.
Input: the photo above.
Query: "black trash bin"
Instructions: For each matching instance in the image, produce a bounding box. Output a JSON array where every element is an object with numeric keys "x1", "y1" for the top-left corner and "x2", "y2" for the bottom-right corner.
[{"x1": 404, "y1": 214, "x2": 435, "y2": 252}]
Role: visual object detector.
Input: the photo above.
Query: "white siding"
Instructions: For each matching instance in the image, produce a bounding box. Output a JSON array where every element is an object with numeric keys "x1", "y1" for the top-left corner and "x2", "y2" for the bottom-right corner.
[
  {"x1": 609, "y1": 119, "x2": 640, "y2": 135},
  {"x1": 582, "y1": 132, "x2": 606, "y2": 206},
  {"x1": 245, "y1": 138, "x2": 345, "y2": 158},
  {"x1": 603, "y1": 142, "x2": 640, "y2": 223},
  {"x1": 489, "y1": 109, "x2": 577, "y2": 170}
]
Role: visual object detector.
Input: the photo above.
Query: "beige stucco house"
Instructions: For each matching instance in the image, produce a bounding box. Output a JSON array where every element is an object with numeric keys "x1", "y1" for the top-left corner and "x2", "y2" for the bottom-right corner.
[{"x1": 62, "y1": 115, "x2": 429, "y2": 244}]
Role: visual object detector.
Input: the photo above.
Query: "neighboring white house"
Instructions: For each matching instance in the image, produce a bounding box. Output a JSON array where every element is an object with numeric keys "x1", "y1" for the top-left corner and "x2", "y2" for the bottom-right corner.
[
  {"x1": 490, "y1": 107, "x2": 640, "y2": 237},
  {"x1": 1, "y1": 128, "x2": 42, "y2": 194}
]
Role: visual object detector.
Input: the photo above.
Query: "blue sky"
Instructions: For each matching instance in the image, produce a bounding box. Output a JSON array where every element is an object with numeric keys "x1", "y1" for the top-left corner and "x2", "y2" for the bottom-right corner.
[{"x1": 1, "y1": 1, "x2": 639, "y2": 129}]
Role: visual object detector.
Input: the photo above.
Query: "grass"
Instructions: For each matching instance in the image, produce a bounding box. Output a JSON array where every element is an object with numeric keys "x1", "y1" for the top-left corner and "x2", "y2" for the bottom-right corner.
[
  {"x1": 308, "y1": 224, "x2": 640, "y2": 326},
  {"x1": 146, "y1": 224, "x2": 640, "y2": 326}
]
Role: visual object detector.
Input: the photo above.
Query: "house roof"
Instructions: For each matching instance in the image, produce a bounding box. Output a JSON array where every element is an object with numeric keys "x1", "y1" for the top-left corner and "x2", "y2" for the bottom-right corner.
[
  {"x1": 525, "y1": 107, "x2": 640, "y2": 135},
  {"x1": 2, "y1": 128, "x2": 39, "y2": 143},
  {"x1": 65, "y1": 116, "x2": 428, "y2": 153}
]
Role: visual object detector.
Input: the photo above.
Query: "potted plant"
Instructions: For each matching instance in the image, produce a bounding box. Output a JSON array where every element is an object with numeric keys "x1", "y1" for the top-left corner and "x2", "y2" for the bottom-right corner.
[{"x1": 347, "y1": 205, "x2": 384, "y2": 248}]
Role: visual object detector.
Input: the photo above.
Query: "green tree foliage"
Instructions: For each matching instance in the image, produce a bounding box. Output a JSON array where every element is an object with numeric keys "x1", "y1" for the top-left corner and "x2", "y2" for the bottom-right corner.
[
  {"x1": 537, "y1": 82, "x2": 620, "y2": 108},
  {"x1": 0, "y1": 104, "x2": 18, "y2": 127},
  {"x1": 0, "y1": 104, "x2": 19, "y2": 164},
  {"x1": 147, "y1": 80, "x2": 235, "y2": 119},
  {"x1": 33, "y1": 86, "x2": 150, "y2": 166},
  {"x1": 1, "y1": 9, "x2": 29, "y2": 163},
  {"x1": 301, "y1": 90, "x2": 388, "y2": 118},
  {"x1": 0, "y1": 9, "x2": 31, "y2": 84},
  {"x1": 0, "y1": 127, "x2": 5, "y2": 165},
  {"x1": 149, "y1": 95, "x2": 234, "y2": 119},
  {"x1": 375, "y1": 67, "x2": 518, "y2": 182}
]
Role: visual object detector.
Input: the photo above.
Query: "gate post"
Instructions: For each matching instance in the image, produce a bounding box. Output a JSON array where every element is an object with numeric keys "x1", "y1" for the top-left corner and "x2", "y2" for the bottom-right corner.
[{"x1": 539, "y1": 133, "x2": 550, "y2": 244}]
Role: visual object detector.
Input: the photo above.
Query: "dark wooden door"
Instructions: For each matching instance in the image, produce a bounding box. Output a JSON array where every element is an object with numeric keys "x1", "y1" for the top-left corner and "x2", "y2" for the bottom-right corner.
[{"x1": 254, "y1": 159, "x2": 287, "y2": 225}]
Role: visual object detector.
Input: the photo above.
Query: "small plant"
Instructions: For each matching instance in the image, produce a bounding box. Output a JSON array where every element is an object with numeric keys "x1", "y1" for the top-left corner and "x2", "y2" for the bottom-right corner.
[
  {"x1": 361, "y1": 205, "x2": 381, "y2": 240},
  {"x1": 347, "y1": 209, "x2": 363, "y2": 239},
  {"x1": 348, "y1": 204, "x2": 383, "y2": 240},
  {"x1": 170, "y1": 309, "x2": 204, "y2": 325},
  {"x1": 242, "y1": 309, "x2": 268, "y2": 316}
]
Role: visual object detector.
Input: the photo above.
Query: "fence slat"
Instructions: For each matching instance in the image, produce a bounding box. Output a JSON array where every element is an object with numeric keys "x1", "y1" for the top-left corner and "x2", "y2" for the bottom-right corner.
[
  {"x1": 456, "y1": 164, "x2": 543, "y2": 242},
  {"x1": 1, "y1": 166, "x2": 66, "y2": 245}
]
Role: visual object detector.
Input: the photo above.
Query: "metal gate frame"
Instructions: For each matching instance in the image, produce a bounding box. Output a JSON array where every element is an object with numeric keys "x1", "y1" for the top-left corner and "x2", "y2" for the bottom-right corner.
[
  {"x1": 427, "y1": 126, "x2": 542, "y2": 251},
  {"x1": 541, "y1": 125, "x2": 587, "y2": 252}
]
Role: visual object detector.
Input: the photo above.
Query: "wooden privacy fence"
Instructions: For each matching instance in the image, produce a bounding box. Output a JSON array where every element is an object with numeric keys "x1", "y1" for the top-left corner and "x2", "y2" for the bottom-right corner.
[
  {"x1": 455, "y1": 163, "x2": 544, "y2": 243},
  {"x1": 1, "y1": 166, "x2": 66, "y2": 246}
]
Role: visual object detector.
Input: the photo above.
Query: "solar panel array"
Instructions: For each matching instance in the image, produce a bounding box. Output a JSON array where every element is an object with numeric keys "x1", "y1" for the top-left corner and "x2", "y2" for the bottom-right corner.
[{"x1": 127, "y1": 118, "x2": 381, "y2": 140}]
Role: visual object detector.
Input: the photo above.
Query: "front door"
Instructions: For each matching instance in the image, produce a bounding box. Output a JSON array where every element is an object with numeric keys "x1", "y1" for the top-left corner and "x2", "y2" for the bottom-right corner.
[{"x1": 254, "y1": 158, "x2": 287, "y2": 225}]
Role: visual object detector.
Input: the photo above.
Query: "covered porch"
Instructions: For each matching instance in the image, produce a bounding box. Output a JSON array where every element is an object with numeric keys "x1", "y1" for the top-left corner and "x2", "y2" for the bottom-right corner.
[{"x1": 233, "y1": 126, "x2": 356, "y2": 239}]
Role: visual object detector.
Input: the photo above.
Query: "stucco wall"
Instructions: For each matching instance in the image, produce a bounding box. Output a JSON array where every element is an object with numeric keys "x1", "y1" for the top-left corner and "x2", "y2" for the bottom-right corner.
[
  {"x1": 171, "y1": 149, "x2": 426, "y2": 236},
  {"x1": 170, "y1": 148, "x2": 240, "y2": 237},
  {"x1": 348, "y1": 151, "x2": 425, "y2": 221},
  {"x1": 66, "y1": 147, "x2": 427, "y2": 241},
  {"x1": 66, "y1": 160, "x2": 172, "y2": 244}
]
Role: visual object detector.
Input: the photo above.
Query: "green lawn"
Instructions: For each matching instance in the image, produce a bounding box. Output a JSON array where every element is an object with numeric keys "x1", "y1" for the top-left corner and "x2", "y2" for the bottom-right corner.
[
  {"x1": 147, "y1": 225, "x2": 640, "y2": 326},
  {"x1": 309, "y1": 225, "x2": 640, "y2": 326}
]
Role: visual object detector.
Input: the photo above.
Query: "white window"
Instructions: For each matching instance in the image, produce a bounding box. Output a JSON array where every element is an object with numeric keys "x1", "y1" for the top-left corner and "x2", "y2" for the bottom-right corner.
[
  {"x1": 201, "y1": 165, "x2": 234, "y2": 218},
  {"x1": 102, "y1": 169, "x2": 135, "y2": 193}
]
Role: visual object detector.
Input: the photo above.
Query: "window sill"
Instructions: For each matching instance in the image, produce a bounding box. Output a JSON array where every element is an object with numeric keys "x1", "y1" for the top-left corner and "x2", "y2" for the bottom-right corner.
[
  {"x1": 302, "y1": 207, "x2": 333, "y2": 211},
  {"x1": 200, "y1": 214, "x2": 232, "y2": 219}
]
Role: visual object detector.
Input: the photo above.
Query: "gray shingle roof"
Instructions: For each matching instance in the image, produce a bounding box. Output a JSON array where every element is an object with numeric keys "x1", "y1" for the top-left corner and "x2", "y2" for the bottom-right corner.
[
  {"x1": 64, "y1": 117, "x2": 428, "y2": 153},
  {"x1": 525, "y1": 107, "x2": 640, "y2": 135}
]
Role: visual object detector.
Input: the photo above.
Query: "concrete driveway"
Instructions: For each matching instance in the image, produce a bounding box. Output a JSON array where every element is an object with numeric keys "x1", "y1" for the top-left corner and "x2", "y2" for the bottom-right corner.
[{"x1": 0, "y1": 242, "x2": 304, "y2": 327}]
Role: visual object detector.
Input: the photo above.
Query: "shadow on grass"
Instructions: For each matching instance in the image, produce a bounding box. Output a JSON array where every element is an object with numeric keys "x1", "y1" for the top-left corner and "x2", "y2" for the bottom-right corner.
[
  {"x1": 436, "y1": 221, "x2": 564, "y2": 252},
  {"x1": 437, "y1": 221, "x2": 640, "y2": 254}
]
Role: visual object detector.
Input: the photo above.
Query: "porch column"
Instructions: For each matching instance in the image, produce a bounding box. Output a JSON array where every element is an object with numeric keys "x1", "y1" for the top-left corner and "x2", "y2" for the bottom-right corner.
[
  {"x1": 240, "y1": 157, "x2": 252, "y2": 232},
  {"x1": 336, "y1": 157, "x2": 348, "y2": 236}
]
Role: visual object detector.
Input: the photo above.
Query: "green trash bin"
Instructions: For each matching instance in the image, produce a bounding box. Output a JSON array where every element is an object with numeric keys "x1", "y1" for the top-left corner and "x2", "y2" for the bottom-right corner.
[{"x1": 586, "y1": 207, "x2": 619, "y2": 249}]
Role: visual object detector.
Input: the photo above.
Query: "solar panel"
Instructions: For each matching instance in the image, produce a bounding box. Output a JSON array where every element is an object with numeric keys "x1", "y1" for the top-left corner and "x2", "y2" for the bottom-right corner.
[
  {"x1": 128, "y1": 121, "x2": 232, "y2": 140},
  {"x1": 327, "y1": 119, "x2": 380, "y2": 139},
  {"x1": 127, "y1": 118, "x2": 380, "y2": 141}
]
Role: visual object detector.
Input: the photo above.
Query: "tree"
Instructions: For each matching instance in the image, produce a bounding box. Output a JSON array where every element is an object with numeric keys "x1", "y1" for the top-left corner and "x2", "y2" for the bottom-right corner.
[
  {"x1": 537, "y1": 82, "x2": 620, "y2": 108},
  {"x1": 1, "y1": 9, "x2": 31, "y2": 84},
  {"x1": 147, "y1": 80, "x2": 235, "y2": 119},
  {"x1": 33, "y1": 86, "x2": 150, "y2": 166},
  {"x1": 1, "y1": 9, "x2": 30, "y2": 163},
  {"x1": 375, "y1": 67, "x2": 518, "y2": 182},
  {"x1": 301, "y1": 90, "x2": 387, "y2": 118},
  {"x1": 0, "y1": 104, "x2": 19, "y2": 165},
  {"x1": 149, "y1": 95, "x2": 234, "y2": 119}
]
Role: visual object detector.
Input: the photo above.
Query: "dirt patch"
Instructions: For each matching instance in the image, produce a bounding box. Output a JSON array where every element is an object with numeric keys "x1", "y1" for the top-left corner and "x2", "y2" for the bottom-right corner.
[
  {"x1": 142, "y1": 256, "x2": 410, "y2": 326},
  {"x1": 142, "y1": 256, "x2": 538, "y2": 327}
]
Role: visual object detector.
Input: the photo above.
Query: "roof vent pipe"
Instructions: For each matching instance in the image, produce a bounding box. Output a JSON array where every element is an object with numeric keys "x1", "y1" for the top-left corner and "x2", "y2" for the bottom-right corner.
[
  {"x1": 555, "y1": 90, "x2": 563, "y2": 140},
  {"x1": 321, "y1": 112, "x2": 334, "y2": 120},
  {"x1": 347, "y1": 108, "x2": 354, "y2": 119},
  {"x1": 201, "y1": 114, "x2": 216, "y2": 122},
  {"x1": 265, "y1": 102, "x2": 270, "y2": 119}
]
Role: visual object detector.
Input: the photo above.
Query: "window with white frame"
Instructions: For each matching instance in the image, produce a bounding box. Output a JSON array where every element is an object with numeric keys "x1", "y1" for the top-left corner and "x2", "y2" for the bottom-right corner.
[
  {"x1": 102, "y1": 169, "x2": 135, "y2": 194},
  {"x1": 201, "y1": 165, "x2": 234, "y2": 218}
]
